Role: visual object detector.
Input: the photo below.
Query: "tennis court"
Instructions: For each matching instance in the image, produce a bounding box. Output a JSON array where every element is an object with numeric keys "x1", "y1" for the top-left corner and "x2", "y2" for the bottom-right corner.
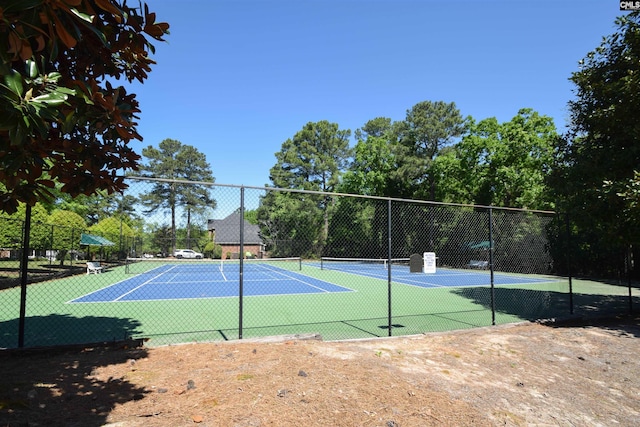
[
  {"x1": 69, "y1": 257, "x2": 556, "y2": 304},
  {"x1": 310, "y1": 257, "x2": 555, "y2": 288},
  {"x1": 1, "y1": 256, "x2": 579, "y2": 348},
  {"x1": 70, "y1": 258, "x2": 352, "y2": 303}
]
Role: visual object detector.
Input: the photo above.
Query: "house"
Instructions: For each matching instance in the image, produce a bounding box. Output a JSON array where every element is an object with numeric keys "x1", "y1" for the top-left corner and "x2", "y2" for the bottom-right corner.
[{"x1": 208, "y1": 211, "x2": 265, "y2": 259}]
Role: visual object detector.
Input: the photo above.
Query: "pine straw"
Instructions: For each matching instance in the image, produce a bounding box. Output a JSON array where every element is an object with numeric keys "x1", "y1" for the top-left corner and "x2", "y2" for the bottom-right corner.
[
  {"x1": 2, "y1": 318, "x2": 640, "y2": 426},
  {"x1": 104, "y1": 338, "x2": 485, "y2": 426}
]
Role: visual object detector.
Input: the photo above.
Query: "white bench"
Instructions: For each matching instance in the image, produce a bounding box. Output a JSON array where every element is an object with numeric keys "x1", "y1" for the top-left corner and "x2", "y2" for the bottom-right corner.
[
  {"x1": 87, "y1": 261, "x2": 104, "y2": 274},
  {"x1": 467, "y1": 260, "x2": 489, "y2": 269}
]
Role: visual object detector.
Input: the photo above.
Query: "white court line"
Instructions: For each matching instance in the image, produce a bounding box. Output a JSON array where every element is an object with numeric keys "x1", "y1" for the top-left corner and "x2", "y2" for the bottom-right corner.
[
  {"x1": 67, "y1": 264, "x2": 179, "y2": 303},
  {"x1": 255, "y1": 264, "x2": 346, "y2": 293},
  {"x1": 124, "y1": 263, "x2": 351, "y2": 301},
  {"x1": 167, "y1": 271, "x2": 182, "y2": 282},
  {"x1": 114, "y1": 265, "x2": 179, "y2": 301},
  {"x1": 218, "y1": 263, "x2": 339, "y2": 292}
]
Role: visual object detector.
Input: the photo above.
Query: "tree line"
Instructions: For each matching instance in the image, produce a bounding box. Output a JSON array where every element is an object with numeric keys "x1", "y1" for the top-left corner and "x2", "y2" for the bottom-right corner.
[
  {"x1": 0, "y1": 138, "x2": 215, "y2": 263},
  {"x1": 258, "y1": 13, "x2": 640, "y2": 278},
  {"x1": 256, "y1": 106, "x2": 557, "y2": 265}
]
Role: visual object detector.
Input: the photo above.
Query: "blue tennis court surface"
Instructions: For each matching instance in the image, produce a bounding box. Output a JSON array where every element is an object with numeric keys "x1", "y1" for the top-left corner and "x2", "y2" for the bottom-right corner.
[
  {"x1": 70, "y1": 262, "x2": 352, "y2": 303},
  {"x1": 387, "y1": 269, "x2": 553, "y2": 288},
  {"x1": 70, "y1": 259, "x2": 557, "y2": 304},
  {"x1": 309, "y1": 260, "x2": 556, "y2": 289}
]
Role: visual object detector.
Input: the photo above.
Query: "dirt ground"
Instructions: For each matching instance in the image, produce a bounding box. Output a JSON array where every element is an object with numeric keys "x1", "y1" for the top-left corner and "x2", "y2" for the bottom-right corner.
[{"x1": 1, "y1": 316, "x2": 639, "y2": 427}]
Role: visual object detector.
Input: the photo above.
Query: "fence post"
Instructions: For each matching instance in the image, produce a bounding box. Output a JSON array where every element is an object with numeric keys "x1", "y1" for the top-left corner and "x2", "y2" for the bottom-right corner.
[
  {"x1": 18, "y1": 205, "x2": 32, "y2": 348},
  {"x1": 119, "y1": 218, "x2": 124, "y2": 260},
  {"x1": 489, "y1": 207, "x2": 496, "y2": 326},
  {"x1": 71, "y1": 228, "x2": 75, "y2": 266},
  {"x1": 387, "y1": 199, "x2": 392, "y2": 337},
  {"x1": 49, "y1": 224, "x2": 54, "y2": 266},
  {"x1": 627, "y1": 245, "x2": 633, "y2": 314},
  {"x1": 565, "y1": 213, "x2": 573, "y2": 315},
  {"x1": 239, "y1": 186, "x2": 245, "y2": 339}
]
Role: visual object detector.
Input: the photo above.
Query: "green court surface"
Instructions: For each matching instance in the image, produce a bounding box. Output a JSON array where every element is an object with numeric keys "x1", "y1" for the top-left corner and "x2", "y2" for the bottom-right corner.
[{"x1": 0, "y1": 261, "x2": 637, "y2": 349}]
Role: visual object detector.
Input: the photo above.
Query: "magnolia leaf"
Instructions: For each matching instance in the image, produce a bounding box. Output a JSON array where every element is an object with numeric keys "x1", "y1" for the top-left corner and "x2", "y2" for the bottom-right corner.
[
  {"x1": 75, "y1": 18, "x2": 108, "y2": 46},
  {"x1": 0, "y1": 0, "x2": 168, "y2": 214},
  {"x1": 19, "y1": 39, "x2": 33, "y2": 61},
  {"x1": 69, "y1": 7, "x2": 93, "y2": 23},
  {"x1": 3, "y1": 0, "x2": 42, "y2": 11},
  {"x1": 36, "y1": 179, "x2": 56, "y2": 188},
  {"x1": 94, "y1": 0, "x2": 123, "y2": 22},
  {"x1": 46, "y1": 72, "x2": 63, "y2": 83},
  {"x1": 55, "y1": 86, "x2": 77, "y2": 96},
  {"x1": 26, "y1": 60, "x2": 38, "y2": 78},
  {"x1": 9, "y1": 123, "x2": 26, "y2": 146},
  {"x1": 33, "y1": 92, "x2": 69, "y2": 106},
  {"x1": 4, "y1": 70, "x2": 23, "y2": 96},
  {"x1": 52, "y1": 13, "x2": 78, "y2": 48},
  {"x1": 35, "y1": 35, "x2": 46, "y2": 52}
]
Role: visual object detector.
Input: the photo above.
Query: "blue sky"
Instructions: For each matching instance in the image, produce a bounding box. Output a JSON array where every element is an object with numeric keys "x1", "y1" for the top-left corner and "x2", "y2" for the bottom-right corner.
[{"x1": 129, "y1": 0, "x2": 625, "y2": 189}]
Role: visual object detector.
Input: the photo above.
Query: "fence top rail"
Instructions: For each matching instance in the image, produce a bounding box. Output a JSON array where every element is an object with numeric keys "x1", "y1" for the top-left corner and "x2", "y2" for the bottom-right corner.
[{"x1": 124, "y1": 175, "x2": 557, "y2": 215}]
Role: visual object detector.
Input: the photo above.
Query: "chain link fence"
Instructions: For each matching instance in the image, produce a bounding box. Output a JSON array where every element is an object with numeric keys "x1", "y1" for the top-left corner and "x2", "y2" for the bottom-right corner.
[{"x1": 1, "y1": 177, "x2": 637, "y2": 349}]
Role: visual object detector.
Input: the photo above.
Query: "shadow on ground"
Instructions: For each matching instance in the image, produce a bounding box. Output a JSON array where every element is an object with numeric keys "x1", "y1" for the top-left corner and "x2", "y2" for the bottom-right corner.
[
  {"x1": 543, "y1": 314, "x2": 640, "y2": 338},
  {"x1": 453, "y1": 286, "x2": 640, "y2": 337},
  {"x1": 1, "y1": 313, "x2": 142, "y2": 349},
  {"x1": 0, "y1": 314, "x2": 147, "y2": 426}
]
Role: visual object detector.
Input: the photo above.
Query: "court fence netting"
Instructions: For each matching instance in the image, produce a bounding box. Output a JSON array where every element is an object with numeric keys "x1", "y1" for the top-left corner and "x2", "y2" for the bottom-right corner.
[{"x1": 1, "y1": 176, "x2": 638, "y2": 349}]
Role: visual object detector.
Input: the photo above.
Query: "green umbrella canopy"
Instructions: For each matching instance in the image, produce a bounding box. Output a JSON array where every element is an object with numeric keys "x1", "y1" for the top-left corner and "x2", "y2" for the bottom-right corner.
[
  {"x1": 467, "y1": 241, "x2": 491, "y2": 250},
  {"x1": 80, "y1": 233, "x2": 115, "y2": 246}
]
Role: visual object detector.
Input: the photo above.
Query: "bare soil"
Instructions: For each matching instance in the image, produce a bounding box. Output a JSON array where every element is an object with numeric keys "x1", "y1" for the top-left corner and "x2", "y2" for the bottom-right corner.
[{"x1": 1, "y1": 317, "x2": 639, "y2": 427}]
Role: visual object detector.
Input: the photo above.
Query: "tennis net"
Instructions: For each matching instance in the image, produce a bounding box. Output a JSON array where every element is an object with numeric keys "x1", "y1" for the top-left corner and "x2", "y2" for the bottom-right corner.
[
  {"x1": 125, "y1": 256, "x2": 302, "y2": 275},
  {"x1": 319, "y1": 257, "x2": 410, "y2": 271},
  {"x1": 220, "y1": 257, "x2": 302, "y2": 273}
]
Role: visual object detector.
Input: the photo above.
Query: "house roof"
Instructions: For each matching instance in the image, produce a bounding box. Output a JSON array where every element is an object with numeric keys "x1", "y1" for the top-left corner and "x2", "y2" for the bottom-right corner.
[{"x1": 208, "y1": 211, "x2": 263, "y2": 245}]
